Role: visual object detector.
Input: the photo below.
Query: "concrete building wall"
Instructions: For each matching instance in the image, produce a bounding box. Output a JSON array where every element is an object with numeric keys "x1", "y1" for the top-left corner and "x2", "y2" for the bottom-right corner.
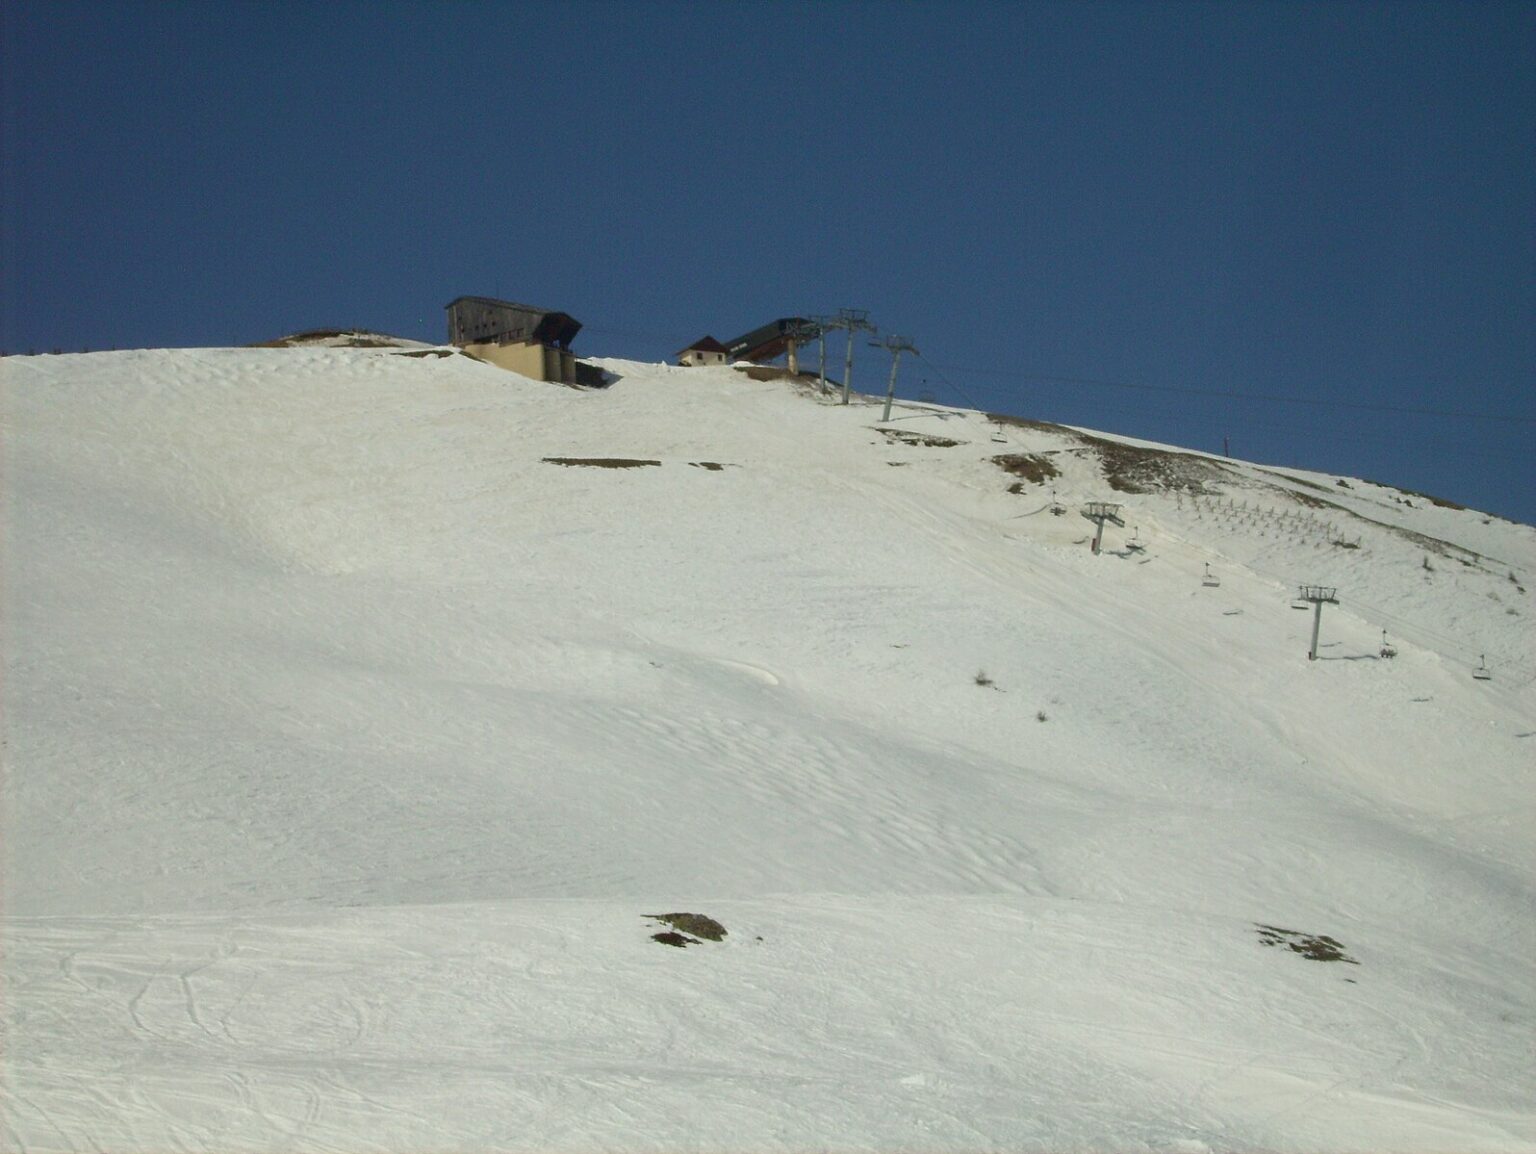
[
  {"x1": 464, "y1": 340, "x2": 550, "y2": 380},
  {"x1": 462, "y1": 340, "x2": 578, "y2": 385}
]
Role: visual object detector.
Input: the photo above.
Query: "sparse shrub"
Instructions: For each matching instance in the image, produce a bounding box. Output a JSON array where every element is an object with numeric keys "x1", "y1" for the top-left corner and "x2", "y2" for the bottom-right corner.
[
  {"x1": 1036, "y1": 710, "x2": 1048, "y2": 723},
  {"x1": 974, "y1": 671, "x2": 994, "y2": 688}
]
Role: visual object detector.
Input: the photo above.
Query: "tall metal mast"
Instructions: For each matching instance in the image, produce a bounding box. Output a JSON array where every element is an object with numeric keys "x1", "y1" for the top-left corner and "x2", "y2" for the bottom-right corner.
[
  {"x1": 875, "y1": 334, "x2": 918, "y2": 422},
  {"x1": 832, "y1": 308, "x2": 875, "y2": 405}
]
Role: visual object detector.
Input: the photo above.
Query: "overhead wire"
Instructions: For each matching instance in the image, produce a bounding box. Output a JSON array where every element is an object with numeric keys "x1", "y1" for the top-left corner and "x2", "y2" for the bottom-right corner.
[
  {"x1": 917, "y1": 359, "x2": 1536, "y2": 425},
  {"x1": 907, "y1": 353, "x2": 1532, "y2": 510},
  {"x1": 580, "y1": 321, "x2": 1533, "y2": 427},
  {"x1": 909, "y1": 350, "x2": 996, "y2": 418}
]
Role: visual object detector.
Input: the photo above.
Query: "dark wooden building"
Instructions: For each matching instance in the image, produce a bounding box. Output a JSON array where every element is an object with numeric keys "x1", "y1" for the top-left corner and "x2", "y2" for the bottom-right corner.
[
  {"x1": 446, "y1": 297, "x2": 582, "y2": 349},
  {"x1": 445, "y1": 296, "x2": 583, "y2": 383}
]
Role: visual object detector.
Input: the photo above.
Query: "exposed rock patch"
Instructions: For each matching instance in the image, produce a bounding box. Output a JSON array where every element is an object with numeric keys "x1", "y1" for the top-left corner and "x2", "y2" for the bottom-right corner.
[
  {"x1": 543, "y1": 458, "x2": 661, "y2": 469},
  {"x1": 647, "y1": 912, "x2": 728, "y2": 947},
  {"x1": 991, "y1": 453, "x2": 1060, "y2": 486},
  {"x1": 1256, "y1": 924, "x2": 1359, "y2": 964}
]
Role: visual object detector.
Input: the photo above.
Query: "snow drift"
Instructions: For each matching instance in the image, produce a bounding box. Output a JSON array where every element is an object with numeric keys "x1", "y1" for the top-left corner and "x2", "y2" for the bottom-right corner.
[{"x1": 2, "y1": 346, "x2": 1532, "y2": 1151}]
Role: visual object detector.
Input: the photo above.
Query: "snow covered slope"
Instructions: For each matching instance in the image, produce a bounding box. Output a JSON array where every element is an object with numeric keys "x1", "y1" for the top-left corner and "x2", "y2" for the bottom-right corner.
[{"x1": 3, "y1": 347, "x2": 1533, "y2": 1152}]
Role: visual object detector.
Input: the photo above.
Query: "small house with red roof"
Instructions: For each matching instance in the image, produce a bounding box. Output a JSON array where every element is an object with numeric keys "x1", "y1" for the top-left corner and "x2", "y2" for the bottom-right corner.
[{"x1": 677, "y1": 336, "x2": 729, "y2": 367}]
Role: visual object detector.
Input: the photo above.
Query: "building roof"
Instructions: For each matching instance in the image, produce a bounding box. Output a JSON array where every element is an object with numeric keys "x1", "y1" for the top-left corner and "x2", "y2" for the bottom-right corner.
[
  {"x1": 723, "y1": 317, "x2": 812, "y2": 363},
  {"x1": 678, "y1": 335, "x2": 729, "y2": 356},
  {"x1": 446, "y1": 294, "x2": 553, "y2": 312}
]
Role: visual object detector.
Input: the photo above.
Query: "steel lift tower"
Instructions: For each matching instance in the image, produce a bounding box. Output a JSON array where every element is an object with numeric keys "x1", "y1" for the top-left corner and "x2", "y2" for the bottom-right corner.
[
  {"x1": 1082, "y1": 502, "x2": 1125, "y2": 555},
  {"x1": 1297, "y1": 585, "x2": 1339, "y2": 661},
  {"x1": 874, "y1": 334, "x2": 919, "y2": 422},
  {"x1": 827, "y1": 308, "x2": 876, "y2": 405}
]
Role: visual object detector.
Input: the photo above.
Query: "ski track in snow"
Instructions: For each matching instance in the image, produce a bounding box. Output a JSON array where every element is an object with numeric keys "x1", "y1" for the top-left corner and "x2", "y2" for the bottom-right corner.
[{"x1": 2, "y1": 347, "x2": 1533, "y2": 1152}]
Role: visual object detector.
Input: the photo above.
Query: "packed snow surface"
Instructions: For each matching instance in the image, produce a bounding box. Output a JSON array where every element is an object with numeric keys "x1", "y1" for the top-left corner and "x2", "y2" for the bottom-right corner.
[{"x1": 3, "y1": 346, "x2": 1533, "y2": 1152}]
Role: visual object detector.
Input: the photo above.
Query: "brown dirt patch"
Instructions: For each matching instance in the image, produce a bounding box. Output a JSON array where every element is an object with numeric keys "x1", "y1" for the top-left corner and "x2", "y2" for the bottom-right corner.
[
  {"x1": 651, "y1": 931, "x2": 698, "y2": 948},
  {"x1": 648, "y1": 912, "x2": 728, "y2": 942},
  {"x1": 986, "y1": 412, "x2": 1066, "y2": 434},
  {"x1": 543, "y1": 458, "x2": 661, "y2": 469},
  {"x1": 1075, "y1": 432, "x2": 1229, "y2": 495},
  {"x1": 991, "y1": 453, "x2": 1060, "y2": 486},
  {"x1": 734, "y1": 366, "x2": 823, "y2": 383},
  {"x1": 878, "y1": 429, "x2": 963, "y2": 448},
  {"x1": 1256, "y1": 924, "x2": 1359, "y2": 964},
  {"x1": 248, "y1": 329, "x2": 407, "y2": 349}
]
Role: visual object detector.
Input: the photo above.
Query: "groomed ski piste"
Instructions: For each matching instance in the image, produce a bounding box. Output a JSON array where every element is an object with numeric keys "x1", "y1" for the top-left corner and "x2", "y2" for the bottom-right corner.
[{"x1": 3, "y1": 340, "x2": 1533, "y2": 1152}]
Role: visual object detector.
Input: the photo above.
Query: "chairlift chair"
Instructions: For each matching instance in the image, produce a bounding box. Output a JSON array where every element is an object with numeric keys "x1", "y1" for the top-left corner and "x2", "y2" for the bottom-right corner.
[
  {"x1": 1379, "y1": 630, "x2": 1397, "y2": 659},
  {"x1": 1201, "y1": 563, "x2": 1221, "y2": 587},
  {"x1": 990, "y1": 423, "x2": 1008, "y2": 444},
  {"x1": 1473, "y1": 655, "x2": 1493, "y2": 681}
]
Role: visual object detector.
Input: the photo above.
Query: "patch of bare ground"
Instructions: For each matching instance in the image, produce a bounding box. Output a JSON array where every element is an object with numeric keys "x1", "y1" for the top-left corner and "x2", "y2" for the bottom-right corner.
[
  {"x1": 1224, "y1": 480, "x2": 1495, "y2": 569},
  {"x1": 647, "y1": 913, "x2": 728, "y2": 948},
  {"x1": 1259, "y1": 471, "x2": 1334, "y2": 507},
  {"x1": 879, "y1": 428, "x2": 964, "y2": 448},
  {"x1": 246, "y1": 328, "x2": 351, "y2": 348},
  {"x1": 991, "y1": 453, "x2": 1060, "y2": 487},
  {"x1": 1262, "y1": 468, "x2": 1476, "y2": 515},
  {"x1": 249, "y1": 329, "x2": 408, "y2": 349},
  {"x1": 396, "y1": 349, "x2": 460, "y2": 359},
  {"x1": 1074, "y1": 432, "x2": 1231, "y2": 495},
  {"x1": 1256, "y1": 925, "x2": 1359, "y2": 964},
  {"x1": 734, "y1": 365, "x2": 823, "y2": 384},
  {"x1": 985, "y1": 415, "x2": 1231, "y2": 495},
  {"x1": 1283, "y1": 488, "x2": 1332, "y2": 510},
  {"x1": 1369, "y1": 481, "x2": 1468, "y2": 511},
  {"x1": 986, "y1": 412, "x2": 1068, "y2": 435},
  {"x1": 687, "y1": 461, "x2": 733, "y2": 471},
  {"x1": 543, "y1": 458, "x2": 661, "y2": 469}
]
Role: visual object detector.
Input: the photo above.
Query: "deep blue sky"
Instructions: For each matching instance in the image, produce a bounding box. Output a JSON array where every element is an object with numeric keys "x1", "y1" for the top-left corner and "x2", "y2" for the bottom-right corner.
[{"x1": 5, "y1": 1, "x2": 1533, "y2": 521}]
